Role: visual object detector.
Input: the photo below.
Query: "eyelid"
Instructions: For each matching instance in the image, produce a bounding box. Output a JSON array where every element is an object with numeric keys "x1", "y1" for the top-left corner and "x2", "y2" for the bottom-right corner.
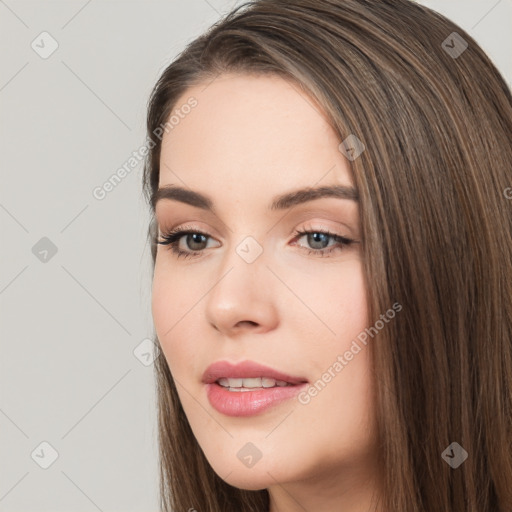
[
  {"x1": 158, "y1": 215, "x2": 357, "y2": 235},
  {"x1": 158, "y1": 222, "x2": 215, "y2": 238},
  {"x1": 158, "y1": 222, "x2": 352, "y2": 241}
]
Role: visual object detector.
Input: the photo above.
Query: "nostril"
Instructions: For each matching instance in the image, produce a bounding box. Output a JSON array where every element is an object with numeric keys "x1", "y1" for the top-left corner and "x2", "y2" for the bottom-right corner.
[{"x1": 237, "y1": 320, "x2": 259, "y2": 327}]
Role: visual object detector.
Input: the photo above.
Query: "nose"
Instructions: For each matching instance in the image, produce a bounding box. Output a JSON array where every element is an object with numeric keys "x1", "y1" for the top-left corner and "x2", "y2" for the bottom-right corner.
[{"x1": 204, "y1": 239, "x2": 279, "y2": 336}]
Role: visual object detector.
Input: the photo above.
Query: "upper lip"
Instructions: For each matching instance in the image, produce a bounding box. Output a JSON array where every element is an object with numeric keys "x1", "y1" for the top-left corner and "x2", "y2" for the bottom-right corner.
[{"x1": 202, "y1": 360, "x2": 308, "y2": 385}]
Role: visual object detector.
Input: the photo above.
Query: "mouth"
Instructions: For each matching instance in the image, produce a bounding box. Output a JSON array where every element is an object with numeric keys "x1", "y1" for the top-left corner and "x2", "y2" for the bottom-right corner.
[{"x1": 202, "y1": 360, "x2": 308, "y2": 417}]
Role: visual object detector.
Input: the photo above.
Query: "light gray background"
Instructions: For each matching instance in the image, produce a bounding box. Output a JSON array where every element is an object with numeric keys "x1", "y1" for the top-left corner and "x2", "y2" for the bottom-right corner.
[{"x1": 0, "y1": 1, "x2": 510, "y2": 511}]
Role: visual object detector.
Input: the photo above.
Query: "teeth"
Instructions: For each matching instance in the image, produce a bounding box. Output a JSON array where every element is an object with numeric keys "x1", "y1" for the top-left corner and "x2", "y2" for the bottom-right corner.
[
  {"x1": 262, "y1": 377, "x2": 278, "y2": 387},
  {"x1": 217, "y1": 377, "x2": 291, "y2": 389}
]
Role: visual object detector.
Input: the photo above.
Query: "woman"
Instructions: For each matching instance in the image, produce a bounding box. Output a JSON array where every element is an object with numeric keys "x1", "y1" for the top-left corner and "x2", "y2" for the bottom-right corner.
[{"x1": 142, "y1": 1, "x2": 512, "y2": 510}]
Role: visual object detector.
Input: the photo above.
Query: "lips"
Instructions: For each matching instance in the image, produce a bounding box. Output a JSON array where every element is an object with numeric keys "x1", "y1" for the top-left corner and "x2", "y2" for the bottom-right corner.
[
  {"x1": 203, "y1": 360, "x2": 309, "y2": 417},
  {"x1": 201, "y1": 360, "x2": 308, "y2": 386}
]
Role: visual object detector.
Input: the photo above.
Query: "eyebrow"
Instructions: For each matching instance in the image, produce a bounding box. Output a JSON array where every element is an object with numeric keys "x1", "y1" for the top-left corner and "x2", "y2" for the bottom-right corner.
[{"x1": 152, "y1": 183, "x2": 358, "y2": 212}]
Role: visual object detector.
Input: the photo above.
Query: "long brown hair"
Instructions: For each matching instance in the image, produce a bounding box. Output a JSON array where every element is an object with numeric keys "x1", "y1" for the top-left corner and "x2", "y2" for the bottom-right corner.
[{"x1": 142, "y1": 1, "x2": 512, "y2": 510}]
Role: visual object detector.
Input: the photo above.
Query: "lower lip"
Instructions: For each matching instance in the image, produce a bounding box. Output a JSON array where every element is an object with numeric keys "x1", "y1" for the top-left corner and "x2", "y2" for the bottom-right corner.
[{"x1": 205, "y1": 382, "x2": 308, "y2": 417}]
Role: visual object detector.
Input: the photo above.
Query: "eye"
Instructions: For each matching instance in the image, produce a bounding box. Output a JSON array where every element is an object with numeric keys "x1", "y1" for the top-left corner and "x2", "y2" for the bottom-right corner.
[
  {"x1": 156, "y1": 225, "x2": 358, "y2": 259},
  {"x1": 156, "y1": 225, "x2": 216, "y2": 259},
  {"x1": 291, "y1": 228, "x2": 356, "y2": 257}
]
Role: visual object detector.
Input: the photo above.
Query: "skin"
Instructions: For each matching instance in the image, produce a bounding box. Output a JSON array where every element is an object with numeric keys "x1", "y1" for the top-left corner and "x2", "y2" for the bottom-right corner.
[{"x1": 152, "y1": 73, "x2": 382, "y2": 512}]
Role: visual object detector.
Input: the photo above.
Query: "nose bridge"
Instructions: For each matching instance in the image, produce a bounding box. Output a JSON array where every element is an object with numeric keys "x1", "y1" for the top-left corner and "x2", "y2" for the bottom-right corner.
[
  {"x1": 203, "y1": 231, "x2": 277, "y2": 332},
  {"x1": 212, "y1": 232, "x2": 268, "y2": 300}
]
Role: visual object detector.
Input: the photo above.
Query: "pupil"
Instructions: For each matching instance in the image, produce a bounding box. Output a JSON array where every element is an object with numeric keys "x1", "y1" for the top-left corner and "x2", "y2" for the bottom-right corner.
[
  {"x1": 188, "y1": 233, "x2": 207, "y2": 250},
  {"x1": 309, "y1": 232, "x2": 328, "y2": 249}
]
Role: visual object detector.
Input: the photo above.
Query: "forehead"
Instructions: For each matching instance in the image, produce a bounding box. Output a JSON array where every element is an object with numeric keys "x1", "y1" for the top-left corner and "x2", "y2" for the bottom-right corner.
[{"x1": 158, "y1": 73, "x2": 354, "y2": 208}]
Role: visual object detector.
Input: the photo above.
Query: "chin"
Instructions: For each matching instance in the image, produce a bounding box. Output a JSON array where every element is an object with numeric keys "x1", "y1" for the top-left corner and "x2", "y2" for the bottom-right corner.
[
  {"x1": 206, "y1": 451, "x2": 294, "y2": 491},
  {"x1": 220, "y1": 470, "x2": 273, "y2": 491}
]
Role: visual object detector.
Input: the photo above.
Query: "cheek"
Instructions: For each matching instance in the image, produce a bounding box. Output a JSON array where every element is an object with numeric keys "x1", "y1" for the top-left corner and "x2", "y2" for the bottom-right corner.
[
  {"x1": 327, "y1": 262, "x2": 367, "y2": 334},
  {"x1": 151, "y1": 263, "x2": 173, "y2": 339},
  {"x1": 290, "y1": 260, "x2": 373, "y2": 430},
  {"x1": 290, "y1": 258, "x2": 368, "y2": 352},
  {"x1": 151, "y1": 257, "x2": 194, "y2": 327},
  {"x1": 151, "y1": 263, "x2": 195, "y2": 368}
]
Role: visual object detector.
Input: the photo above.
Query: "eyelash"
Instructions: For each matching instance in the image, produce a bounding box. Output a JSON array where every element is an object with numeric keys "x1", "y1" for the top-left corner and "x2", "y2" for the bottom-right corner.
[{"x1": 156, "y1": 225, "x2": 356, "y2": 260}]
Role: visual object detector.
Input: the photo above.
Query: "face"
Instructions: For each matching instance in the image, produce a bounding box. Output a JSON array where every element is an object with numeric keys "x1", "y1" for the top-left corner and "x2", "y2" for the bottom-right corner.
[{"x1": 152, "y1": 73, "x2": 379, "y2": 498}]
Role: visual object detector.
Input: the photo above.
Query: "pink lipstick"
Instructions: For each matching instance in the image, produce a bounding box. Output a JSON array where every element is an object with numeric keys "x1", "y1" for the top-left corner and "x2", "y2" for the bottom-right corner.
[{"x1": 202, "y1": 360, "x2": 308, "y2": 417}]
